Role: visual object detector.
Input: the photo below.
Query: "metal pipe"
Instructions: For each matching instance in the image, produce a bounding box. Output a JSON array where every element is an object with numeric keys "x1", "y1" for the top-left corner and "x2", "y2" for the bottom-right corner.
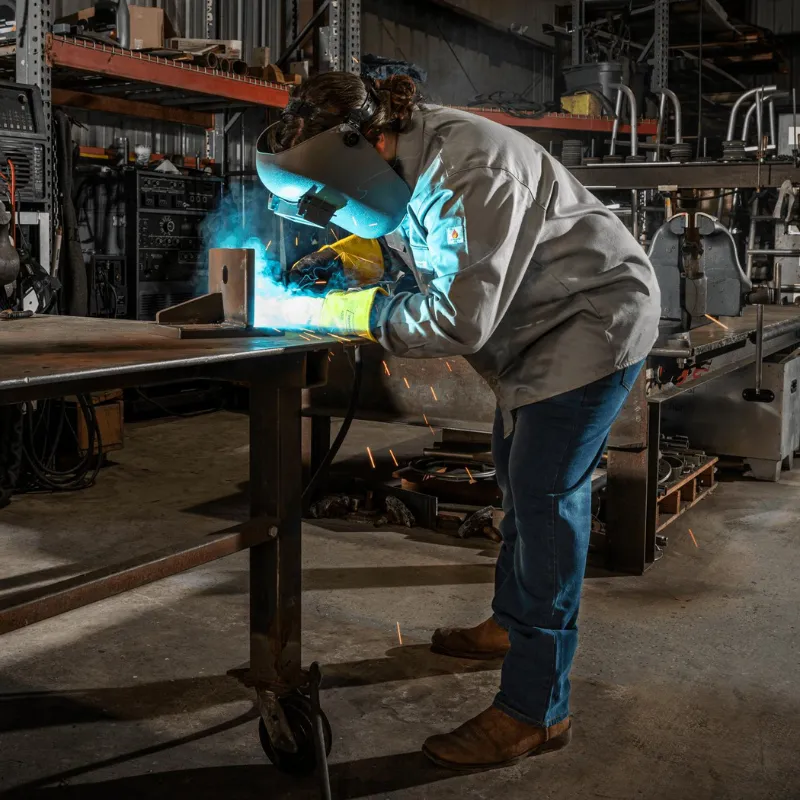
[
  {"x1": 726, "y1": 85, "x2": 777, "y2": 140},
  {"x1": 742, "y1": 101, "x2": 758, "y2": 142},
  {"x1": 611, "y1": 83, "x2": 638, "y2": 157},
  {"x1": 747, "y1": 249, "x2": 800, "y2": 256},
  {"x1": 755, "y1": 303, "x2": 764, "y2": 394},
  {"x1": 769, "y1": 96, "x2": 778, "y2": 152},
  {"x1": 655, "y1": 92, "x2": 667, "y2": 162},
  {"x1": 745, "y1": 217, "x2": 758, "y2": 278},
  {"x1": 756, "y1": 89, "x2": 764, "y2": 157},
  {"x1": 658, "y1": 88, "x2": 683, "y2": 143},
  {"x1": 774, "y1": 260, "x2": 782, "y2": 304},
  {"x1": 631, "y1": 190, "x2": 640, "y2": 239},
  {"x1": 609, "y1": 87, "x2": 623, "y2": 156}
]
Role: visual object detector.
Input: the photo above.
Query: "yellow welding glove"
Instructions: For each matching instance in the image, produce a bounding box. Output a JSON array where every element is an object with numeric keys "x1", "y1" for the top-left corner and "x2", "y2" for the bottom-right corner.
[
  {"x1": 318, "y1": 287, "x2": 387, "y2": 342},
  {"x1": 289, "y1": 235, "x2": 385, "y2": 292}
]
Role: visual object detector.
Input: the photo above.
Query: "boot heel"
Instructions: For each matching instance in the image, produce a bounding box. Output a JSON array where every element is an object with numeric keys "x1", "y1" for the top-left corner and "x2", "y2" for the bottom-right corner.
[{"x1": 538, "y1": 724, "x2": 572, "y2": 754}]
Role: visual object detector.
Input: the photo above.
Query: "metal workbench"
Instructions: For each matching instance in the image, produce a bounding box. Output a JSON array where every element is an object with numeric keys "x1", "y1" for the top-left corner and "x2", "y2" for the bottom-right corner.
[{"x1": 0, "y1": 314, "x2": 339, "y2": 772}]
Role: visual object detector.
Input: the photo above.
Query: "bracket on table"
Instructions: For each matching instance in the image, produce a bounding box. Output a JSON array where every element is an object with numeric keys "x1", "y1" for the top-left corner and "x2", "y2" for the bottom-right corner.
[{"x1": 155, "y1": 247, "x2": 282, "y2": 339}]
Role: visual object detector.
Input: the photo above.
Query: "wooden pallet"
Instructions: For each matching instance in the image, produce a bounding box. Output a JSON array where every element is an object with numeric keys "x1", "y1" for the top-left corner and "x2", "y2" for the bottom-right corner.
[{"x1": 656, "y1": 456, "x2": 718, "y2": 533}]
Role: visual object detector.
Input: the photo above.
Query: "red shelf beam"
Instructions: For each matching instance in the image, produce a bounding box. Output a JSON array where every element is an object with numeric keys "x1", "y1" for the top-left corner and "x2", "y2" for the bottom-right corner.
[
  {"x1": 460, "y1": 107, "x2": 658, "y2": 135},
  {"x1": 47, "y1": 35, "x2": 291, "y2": 109}
]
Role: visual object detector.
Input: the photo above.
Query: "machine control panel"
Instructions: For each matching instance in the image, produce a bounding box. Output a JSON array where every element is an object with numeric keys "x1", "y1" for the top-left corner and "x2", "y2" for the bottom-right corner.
[{"x1": 138, "y1": 176, "x2": 220, "y2": 212}]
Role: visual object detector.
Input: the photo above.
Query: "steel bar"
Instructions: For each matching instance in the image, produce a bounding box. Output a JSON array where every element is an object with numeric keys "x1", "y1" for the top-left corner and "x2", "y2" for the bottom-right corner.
[
  {"x1": 612, "y1": 84, "x2": 638, "y2": 157},
  {"x1": 755, "y1": 304, "x2": 765, "y2": 394},
  {"x1": 0, "y1": 520, "x2": 277, "y2": 635},
  {"x1": 569, "y1": 161, "x2": 800, "y2": 190}
]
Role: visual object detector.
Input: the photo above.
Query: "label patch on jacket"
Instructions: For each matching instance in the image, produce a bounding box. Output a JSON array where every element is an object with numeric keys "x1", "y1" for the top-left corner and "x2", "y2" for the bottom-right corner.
[{"x1": 446, "y1": 222, "x2": 465, "y2": 245}]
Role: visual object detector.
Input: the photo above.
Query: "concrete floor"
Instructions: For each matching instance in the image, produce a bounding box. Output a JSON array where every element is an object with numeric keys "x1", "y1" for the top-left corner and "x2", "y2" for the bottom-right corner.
[{"x1": 0, "y1": 411, "x2": 798, "y2": 799}]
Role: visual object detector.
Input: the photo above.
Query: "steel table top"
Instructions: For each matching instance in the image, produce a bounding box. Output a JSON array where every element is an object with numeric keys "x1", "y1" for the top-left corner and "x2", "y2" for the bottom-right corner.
[{"x1": 0, "y1": 316, "x2": 346, "y2": 401}]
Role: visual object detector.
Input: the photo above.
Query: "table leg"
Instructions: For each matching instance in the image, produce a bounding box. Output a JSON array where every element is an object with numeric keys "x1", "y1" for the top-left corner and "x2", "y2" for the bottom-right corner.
[{"x1": 249, "y1": 378, "x2": 303, "y2": 687}]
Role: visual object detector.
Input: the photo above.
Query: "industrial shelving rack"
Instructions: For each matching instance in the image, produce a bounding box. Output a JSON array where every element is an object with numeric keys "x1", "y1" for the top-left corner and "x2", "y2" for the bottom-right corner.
[{"x1": 8, "y1": 0, "x2": 660, "y2": 270}]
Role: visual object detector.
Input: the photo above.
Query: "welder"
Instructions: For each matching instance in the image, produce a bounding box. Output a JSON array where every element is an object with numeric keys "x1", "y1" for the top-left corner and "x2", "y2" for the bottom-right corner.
[{"x1": 257, "y1": 73, "x2": 661, "y2": 771}]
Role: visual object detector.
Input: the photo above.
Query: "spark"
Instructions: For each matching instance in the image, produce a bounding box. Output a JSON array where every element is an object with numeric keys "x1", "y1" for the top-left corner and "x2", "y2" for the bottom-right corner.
[
  {"x1": 704, "y1": 314, "x2": 729, "y2": 330},
  {"x1": 315, "y1": 280, "x2": 327, "y2": 284},
  {"x1": 367, "y1": 446, "x2": 376, "y2": 469},
  {"x1": 328, "y1": 355, "x2": 331, "y2": 362},
  {"x1": 389, "y1": 449, "x2": 398, "y2": 466},
  {"x1": 329, "y1": 350, "x2": 336, "y2": 356},
  {"x1": 369, "y1": 222, "x2": 378, "y2": 226},
  {"x1": 688, "y1": 528, "x2": 699, "y2": 548},
  {"x1": 465, "y1": 466, "x2": 477, "y2": 484},
  {"x1": 423, "y1": 413, "x2": 435, "y2": 435},
  {"x1": 295, "y1": 236, "x2": 299, "y2": 246},
  {"x1": 266, "y1": 240, "x2": 272, "y2": 250},
  {"x1": 430, "y1": 386, "x2": 438, "y2": 401},
  {"x1": 395, "y1": 621, "x2": 403, "y2": 645},
  {"x1": 298, "y1": 333, "x2": 312, "y2": 342},
  {"x1": 352, "y1": 55, "x2": 360, "y2": 64},
  {"x1": 382, "y1": 360, "x2": 391, "y2": 376},
  {"x1": 445, "y1": 361, "x2": 453, "y2": 372},
  {"x1": 352, "y1": 215, "x2": 358, "y2": 228},
  {"x1": 403, "y1": 377, "x2": 411, "y2": 389},
  {"x1": 301, "y1": 329, "x2": 323, "y2": 340}
]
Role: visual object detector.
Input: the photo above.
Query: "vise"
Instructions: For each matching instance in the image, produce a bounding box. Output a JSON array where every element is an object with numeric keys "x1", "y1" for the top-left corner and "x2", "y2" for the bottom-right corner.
[{"x1": 648, "y1": 211, "x2": 751, "y2": 330}]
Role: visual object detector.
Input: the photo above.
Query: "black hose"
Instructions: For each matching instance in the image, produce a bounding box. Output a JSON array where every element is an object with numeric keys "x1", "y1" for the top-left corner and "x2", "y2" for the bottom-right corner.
[{"x1": 302, "y1": 345, "x2": 363, "y2": 507}]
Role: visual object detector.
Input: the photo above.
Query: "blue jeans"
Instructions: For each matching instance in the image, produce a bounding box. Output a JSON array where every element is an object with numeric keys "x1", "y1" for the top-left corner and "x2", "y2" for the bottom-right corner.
[{"x1": 491, "y1": 362, "x2": 643, "y2": 727}]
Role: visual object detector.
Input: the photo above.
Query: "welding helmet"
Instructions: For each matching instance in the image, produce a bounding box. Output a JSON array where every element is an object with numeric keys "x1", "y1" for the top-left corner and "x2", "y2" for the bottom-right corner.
[{"x1": 256, "y1": 89, "x2": 411, "y2": 239}]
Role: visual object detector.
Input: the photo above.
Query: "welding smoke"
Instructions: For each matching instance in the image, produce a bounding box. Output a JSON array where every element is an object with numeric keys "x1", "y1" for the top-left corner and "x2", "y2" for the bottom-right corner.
[{"x1": 200, "y1": 184, "x2": 327, "y2": 330}]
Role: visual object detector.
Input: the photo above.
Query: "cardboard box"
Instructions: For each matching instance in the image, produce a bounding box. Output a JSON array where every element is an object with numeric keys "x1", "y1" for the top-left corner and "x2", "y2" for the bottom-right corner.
[
  {"x1": 167, "y1": 38, "x2": 242, "y2": 58},
  {"x1": 57, "y1": 5, "x2": 175, "y2": 50},
  {"x1": 251, "y1": 46, "x2": 271, "y2": 67}
]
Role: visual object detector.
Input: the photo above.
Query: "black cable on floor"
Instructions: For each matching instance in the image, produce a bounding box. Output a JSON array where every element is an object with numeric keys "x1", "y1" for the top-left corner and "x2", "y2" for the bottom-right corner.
[{"x1": 302, "y1": 345, "x2": 363, "y2": 507}]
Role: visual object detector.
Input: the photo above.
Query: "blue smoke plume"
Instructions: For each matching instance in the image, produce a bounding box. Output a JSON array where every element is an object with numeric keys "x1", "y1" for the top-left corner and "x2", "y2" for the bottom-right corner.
[{"x1": 200, "y1": 184, "x2": 325, "y2": 330}]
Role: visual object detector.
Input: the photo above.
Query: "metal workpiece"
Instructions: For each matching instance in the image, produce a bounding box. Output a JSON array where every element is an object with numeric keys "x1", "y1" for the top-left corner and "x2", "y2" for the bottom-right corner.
[
  {"x1": 726, "y1": 86, "x2": 778, "y2": 142},
  {"x1": 609, "y1": 84, "x2": 640, "y2": 160},
  {"x1": 657, "y1": 88, "x2": 691, "y2": 163}
]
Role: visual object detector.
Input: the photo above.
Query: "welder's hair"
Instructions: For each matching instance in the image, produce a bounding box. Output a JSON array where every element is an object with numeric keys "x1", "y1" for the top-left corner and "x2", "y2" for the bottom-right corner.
[{"x1": 269, "y1": 72, "x2": 417, "y2": 152}]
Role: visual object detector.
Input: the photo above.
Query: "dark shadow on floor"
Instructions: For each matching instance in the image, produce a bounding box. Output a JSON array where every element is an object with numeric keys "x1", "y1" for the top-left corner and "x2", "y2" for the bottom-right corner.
[
  {"x1": 0, "y1": 674, "x2": 251, "y2": 732},
  {"x1": 0, "y1": 564, "x2": 89, "y2": 594},
  {"x1": 319, "y1": 643, "x2": 501, "y2": 689},
  {"x1": 6, "y1": 751, "x2": 452, "y2": 800}
]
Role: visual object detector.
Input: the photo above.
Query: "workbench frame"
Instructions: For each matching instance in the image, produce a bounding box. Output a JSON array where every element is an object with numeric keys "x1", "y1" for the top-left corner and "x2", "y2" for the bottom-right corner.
[{"x1": 0, "y1": 318, "x2": 336, "y2": 758}]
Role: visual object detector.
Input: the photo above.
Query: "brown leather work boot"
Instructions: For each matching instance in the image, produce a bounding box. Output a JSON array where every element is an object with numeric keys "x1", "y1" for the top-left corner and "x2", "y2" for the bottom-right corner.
[
  {"x1": 430, "y1": 617, "x2": 510, "y2": 660},
  {"x1": 422, "y1": 706, "x2": 571, "y2": 771}
]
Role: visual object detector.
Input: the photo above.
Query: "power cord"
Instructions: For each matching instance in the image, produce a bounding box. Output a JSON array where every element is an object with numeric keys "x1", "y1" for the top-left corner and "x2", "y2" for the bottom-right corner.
[{"x1": 302, "y1": 345, "x2": 363, "y2": 507}]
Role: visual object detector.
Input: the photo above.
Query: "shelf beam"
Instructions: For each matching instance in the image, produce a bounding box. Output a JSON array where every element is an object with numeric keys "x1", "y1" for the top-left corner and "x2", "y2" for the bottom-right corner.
[
  {"x1": 47, "y1": 36, "x2": 291, "y2": 109},
  {"x1": 458, "y1": 107, "x2": 658, "y2": 134},
  {"x1": 52, "y1": 89, "x2": 214, "y2": 129}
]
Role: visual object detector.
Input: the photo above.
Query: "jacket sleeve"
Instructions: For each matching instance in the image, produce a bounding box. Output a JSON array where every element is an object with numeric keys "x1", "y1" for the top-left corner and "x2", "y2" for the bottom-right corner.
[{"x1": 373, "y1": 166, "x2": 543, "y2": 357}]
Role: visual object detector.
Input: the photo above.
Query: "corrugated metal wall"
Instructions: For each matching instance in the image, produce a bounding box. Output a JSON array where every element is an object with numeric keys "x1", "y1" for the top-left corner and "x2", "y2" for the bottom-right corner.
[
  {"x1": 747, "y1": 0, "x2": 799, "y2": 92},
  {"x1": 362, "y1": 0, "x2": 555, "y2": 107}
]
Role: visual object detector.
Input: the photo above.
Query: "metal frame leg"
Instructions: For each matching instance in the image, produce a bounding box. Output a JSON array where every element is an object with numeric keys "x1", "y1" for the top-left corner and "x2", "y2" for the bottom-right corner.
[{"x1": 249, "y1": 378, "x2": 304, "y2": 688}]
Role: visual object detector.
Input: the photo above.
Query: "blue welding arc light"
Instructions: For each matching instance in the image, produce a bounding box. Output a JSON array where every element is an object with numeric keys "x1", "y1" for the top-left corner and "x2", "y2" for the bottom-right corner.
[{"x1": 256, "y1": 123, "x2": 410, "y2": 239}]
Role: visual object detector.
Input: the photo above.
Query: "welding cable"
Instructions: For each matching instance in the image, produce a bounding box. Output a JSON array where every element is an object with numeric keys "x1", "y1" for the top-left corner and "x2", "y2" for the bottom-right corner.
[
  {"x1": 302, "y1": 345, "x2": 364, "y2": 507},
  {"x1": 20, "y1": 396, "x2": 103, "y2": 492}
]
